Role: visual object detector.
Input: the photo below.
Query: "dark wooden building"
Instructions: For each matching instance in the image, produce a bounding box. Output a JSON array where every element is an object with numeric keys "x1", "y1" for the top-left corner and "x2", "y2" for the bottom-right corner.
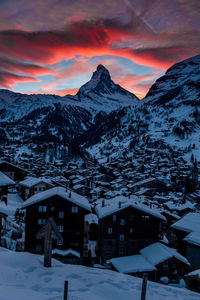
[
  {"x1": 19, "y1": 177, "x2": 53, "y2": 200},
  {"x1": 95, "y1": 196, "x2": 166, "y2": 263},
  {"x1": 0, "y1": 161, "x2": 27, "y2": 182},
  {"x1": 22, "y1": 187, "x2": 91, "y2": 259},
  {"x1": 171, "y1": 212, "x2": 200, "y2": 270},
  {"x1": 110, "y1": 242, "x2": 190, "y2": 283},
  {"x1": 0, "y1": 171, "x2": 15, "y2": 201}
]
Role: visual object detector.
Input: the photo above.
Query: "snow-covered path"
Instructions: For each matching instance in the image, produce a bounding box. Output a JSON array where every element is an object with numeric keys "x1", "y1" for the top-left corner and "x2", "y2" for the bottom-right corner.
[{"x1": 0, "y1": 247, "x2": 199, "y2": 300}]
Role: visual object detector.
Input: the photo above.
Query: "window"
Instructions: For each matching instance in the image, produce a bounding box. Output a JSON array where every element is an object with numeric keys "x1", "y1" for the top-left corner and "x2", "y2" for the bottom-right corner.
[
  {"x1": 120, "y1": 219, "x2": 125, "y2": 225},
  {"x1": 72, "y1": 206, "x2": 78, "y2": 213},
  {"x1": 59, "y1": 211, "x2": 64, "y2": 218},
  {"x1": 130, "y1": 227, "x2": 133, "y2": 233},
  {"x1": 119, "y1": 234, "x2": 124, "y2": 241},
  {"x1": 38, "y1": 206, "x2": 47, "y2": 212},
  {"x1": 142, "y1": 215, "x2": 150, "y2": 220},
  {"x1": 36, "y1": 244, "x2": 41, "y2": 252},
  {"x1": 113, "y1": 215, "x2": 116, "y2": 221},
  {"x1": 38, "y1": 219, "x2": 46, "y2": 225},
  {"x1": 108, "y1": 227, "x2": 112, "y2": 234},
  {"x1": 51, "y1": 206, "x2": 55, "y2": 212},
  {"x1": 58, "y1": 226, "x2": 64, "y2": 232}
]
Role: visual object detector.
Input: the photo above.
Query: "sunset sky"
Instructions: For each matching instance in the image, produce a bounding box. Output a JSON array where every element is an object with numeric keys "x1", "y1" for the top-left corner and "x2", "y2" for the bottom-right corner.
[{"x1": 0, "y1": 0, "x2": 200, "y2": 98}]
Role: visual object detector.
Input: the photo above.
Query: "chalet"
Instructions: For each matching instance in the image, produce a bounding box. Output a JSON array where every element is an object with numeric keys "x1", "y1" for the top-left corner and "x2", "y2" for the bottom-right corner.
[
  {"x1": 185, "y1": 269, "x2": 200, "y2": 293},
  {"x1": 19, "y1": 177, "x2": 54, "y2": 200},
  {"x1": 0, "y1": 171, "x2": 15, "y2": 202},
  {"x1": 0, "y1": 161, "x2": 27, "y2": 181},
  {"x1": 171, "y1": 213, "x2": 200, "y2": 269},
  {"x1": 110, "y1": 242, "x2": 189, "y2": 283},
  {"x1": 95, "y1": 196, "x2": 166, "y2": 263},
  {"x1": 22, "y1": 187, "x2": 91, "y2": 260},
  {"x1": 164, "y1": 201, "x2": 195, "y2": 217}
]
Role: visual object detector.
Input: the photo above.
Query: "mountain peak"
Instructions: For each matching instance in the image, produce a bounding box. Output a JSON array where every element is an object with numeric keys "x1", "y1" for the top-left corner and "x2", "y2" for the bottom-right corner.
[{"x1": 96, "y1": 64, "x2": 109, "y2": 73}]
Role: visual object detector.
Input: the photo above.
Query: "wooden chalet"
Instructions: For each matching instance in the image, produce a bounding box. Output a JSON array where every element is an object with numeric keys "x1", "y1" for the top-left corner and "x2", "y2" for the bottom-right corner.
[
  {"x1": 19, "y1": 177, "x2": 54, "y2": 200},
  {"x1": 185, "y1": 270, "x2": 200, "y2": 293},
  {"x1": 171, "y1": 212, "x2": 200, "y2": 270},
  {"x1": 0, "y1": 161, "x2": 27, "y2": 182},
  {"x1": 110, "y1": 242, "x2": 190, "y2": 283},
  {"x1": 0, "y1": 171, "x2": 15, "y2": 203},
  {"x1": 95, "y1": 195, "x2": 166, "y2": 263},
  {"x1": 22, "y1": 187, "x2": 91, "y2": 260}
]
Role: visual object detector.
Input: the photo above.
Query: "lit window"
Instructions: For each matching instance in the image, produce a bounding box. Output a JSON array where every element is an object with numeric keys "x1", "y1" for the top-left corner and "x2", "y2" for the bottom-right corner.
[
  {"x1": 120, "y1": 234, "x2": 124, "y2": 241},
  {"x1": 59, "y1": 212, "x2": 64, "y2": 218},
  {"x1": 130, "y1": 228, "x2": 133, "y2": 233},
  {"x1": 51, "y1": 206, "x2": 55, "y2": 212},
  {"x1": 36, "y1": 244, "x2": 41, "y2": 252},
  {"x1": 38, "y1": 219, "x2": 46, "y2": 225},
  {"x1": 120, "y1": 219, "x2": 125, "y2": 225},
  {"x1": 38, "y1": 206, "x2": 47, "y2": 212},
  {"x1": 113, "y1": 215, "x2": 116, "y2": 221},
  {"x1": 142, "y1": 215, "x2": 150, "y2": 220},
  {"x1": 58, "y1": 226, "x2": 64, "y2": 232},
  {"x1": 108, "y1": 227, "x2": 112, "y2": 234},
  {"x1": 72, "y1": 206, "x2": 78, "y2": 213}
]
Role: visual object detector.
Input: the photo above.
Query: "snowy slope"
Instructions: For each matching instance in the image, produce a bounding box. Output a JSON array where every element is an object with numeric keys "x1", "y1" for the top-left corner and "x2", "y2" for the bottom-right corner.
[
  {"x1": 0, "y1": 65, "x2": 139, "y2": 143},
  {"x1": 86, "y1": 54, "x2": 200, "y2": 162},
  {"x1": 0, "y1": 65, "x2": 139, "y2": 122},
  {"x1": 0, "y1": 247, "x2": 199, "y2": 300}
]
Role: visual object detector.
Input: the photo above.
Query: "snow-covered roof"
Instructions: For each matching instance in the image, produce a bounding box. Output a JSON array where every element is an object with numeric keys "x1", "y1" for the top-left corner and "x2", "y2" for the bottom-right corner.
[
  {"x1": 184, "y1": 231, "x2": 200, "y2": 247},
  {"x1": 52, "y1": 248, "x2": 80, "y2": 258},
  {"x1": 187, "y1": 269, "x2": 200, "y2": 278},
  {"x1": 0, "y1": 171, "x2": 15, "y2": 186},
  {"x1": 95, "y1": 196, "x2": 165, "y2": 221},
  {"x1": 19, "y1": 177, "x2": 51, "y2": 188},
  {"x1": 0, "y1": 201, "x2": 8, "y2": 216},
  {"x1": 85, "y1": 213, "x2": 98, "y2": 224},
  {"x1": 165, "y1": 201, "x2": 194, "y2": 211},
  {"x1": 171, "y1": 213, "x2": 200, "y2": 233},
  {"x1": 21, "y1": 187, "x2": 91, "y2": 212},
  {"x1": 110, "y1": 254, "x2": 156, "y2": 273},
  {"x1": 140, "y1": 242, "x2": 189, "y2": 266}
]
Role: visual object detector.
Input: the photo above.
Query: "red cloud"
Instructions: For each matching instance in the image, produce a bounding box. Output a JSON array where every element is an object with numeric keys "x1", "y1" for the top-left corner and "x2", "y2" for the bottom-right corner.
[
  {"x1": 0, "y1": 19, "x2": 199, "y2": 91},
  {"x1": 0, "y1": 71, "x2": 40, "y2": 89}
]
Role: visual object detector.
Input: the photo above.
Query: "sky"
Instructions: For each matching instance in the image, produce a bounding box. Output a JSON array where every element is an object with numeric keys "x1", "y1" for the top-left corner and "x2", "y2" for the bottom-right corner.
[{"x1": 0, "y1": 0, "x2": 199, "y2": 99}]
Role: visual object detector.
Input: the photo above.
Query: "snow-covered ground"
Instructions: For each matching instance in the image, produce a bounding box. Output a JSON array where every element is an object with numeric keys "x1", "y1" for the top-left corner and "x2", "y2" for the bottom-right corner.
[{"x1": 0, "y1": 247, "x2": 199, "y2": 300}]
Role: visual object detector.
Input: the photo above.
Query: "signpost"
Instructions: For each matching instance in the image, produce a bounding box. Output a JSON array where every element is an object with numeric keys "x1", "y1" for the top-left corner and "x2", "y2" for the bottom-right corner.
[{"x1": 36, "y1": 217, "x2": 63, "y2": 267}]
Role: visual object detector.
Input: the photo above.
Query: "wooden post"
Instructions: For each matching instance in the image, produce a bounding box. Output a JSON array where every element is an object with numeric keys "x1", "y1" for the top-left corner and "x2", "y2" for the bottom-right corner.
[
  {"x1": 36, "y1": 217, "x2": 63, "y2": 268},
  {"x1": 64, "y1": 280, "x2": 68, "y2": 300},
  {"x1": 141, "y1": 273, "x2": 148, "y2": 300},
  {"x1": 44, "y1": 223, "x2": 52, "y2": 268}
]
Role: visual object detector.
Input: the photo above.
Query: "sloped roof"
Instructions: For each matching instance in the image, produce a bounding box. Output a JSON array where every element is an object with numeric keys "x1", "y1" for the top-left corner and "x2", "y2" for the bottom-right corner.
[
  {"x1": 0, "y1": 171, "x2": 15, "y2": 186},
  {"x1": 110, "y1": 254, "x2": 156, "y2": 273},
  {"x1": 21, "y1": 186, "x2": 91, "y2": 212},
  {"x1": 95, "y1": 196, "x2": 165, "y2": 221},
  {"x1": 140, "y1": 242, "x2": 189, "y2": 266}
]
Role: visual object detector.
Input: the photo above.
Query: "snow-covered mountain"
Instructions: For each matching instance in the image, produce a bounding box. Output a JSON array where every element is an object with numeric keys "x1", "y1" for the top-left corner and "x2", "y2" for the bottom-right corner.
[
  {"x1": 0, "y1": 65, "x2": 139, "y2": 142},
  {"x1": 144, "y1": 54, "x2": 200, "y2": 105},
  {"x1": 0, "y1": 64, "x2": 139, "y2": 122},
  {"x1": 83, "y1": 54, "x2": 200, "y2": 162}
]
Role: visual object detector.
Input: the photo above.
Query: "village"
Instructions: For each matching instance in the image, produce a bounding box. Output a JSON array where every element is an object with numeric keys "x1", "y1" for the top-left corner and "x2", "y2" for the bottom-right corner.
[{"x1": 0, "y1": 139, "x2": 200, "y2": 295}]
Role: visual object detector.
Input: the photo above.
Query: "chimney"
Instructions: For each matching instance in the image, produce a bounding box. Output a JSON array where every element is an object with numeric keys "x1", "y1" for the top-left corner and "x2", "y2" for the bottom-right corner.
[
  {"x1": 65, "y1": 183, "x2": 68, "y2": 192},
  {"x1": 102, "y1": 200, "x2": 105, "y2": 207},
  {"x1": 119, "y1": 201, "x2": 121, "y2": 208}
]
